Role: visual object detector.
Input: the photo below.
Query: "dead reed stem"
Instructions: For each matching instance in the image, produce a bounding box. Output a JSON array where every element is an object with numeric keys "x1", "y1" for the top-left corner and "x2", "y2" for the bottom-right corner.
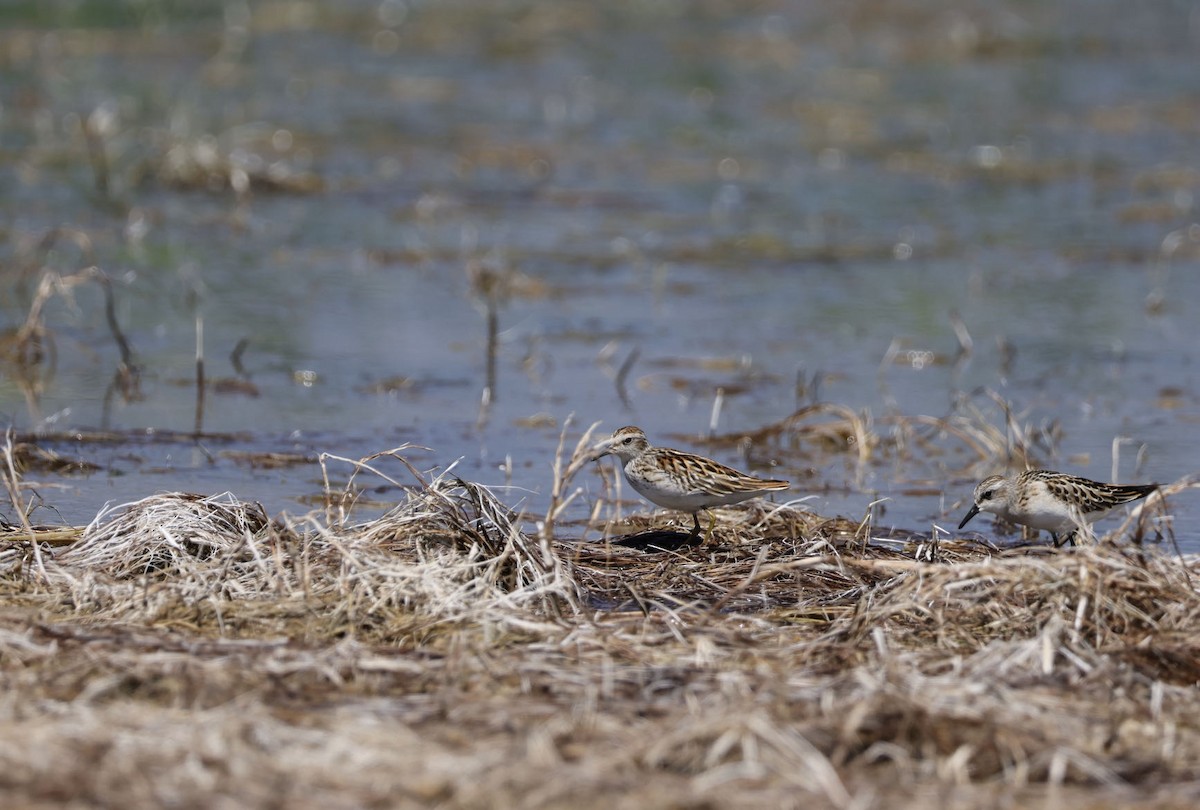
[
  {"x1": 1, "y1": 429, "x2": 49, "y2": 581},
  {"x1": 542, "y1": 417, "x2": 602, "y2": 542}
]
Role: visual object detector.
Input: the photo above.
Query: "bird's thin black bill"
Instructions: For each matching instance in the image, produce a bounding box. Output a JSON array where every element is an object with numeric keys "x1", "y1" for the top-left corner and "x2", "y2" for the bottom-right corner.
[{"x1": 957, "y1": 504, "x2": 980, "y2": 530}]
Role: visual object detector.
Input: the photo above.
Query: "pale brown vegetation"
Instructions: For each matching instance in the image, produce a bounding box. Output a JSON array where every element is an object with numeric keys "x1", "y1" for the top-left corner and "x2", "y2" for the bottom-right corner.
[{"x1": 1, "y1": 431, "x2": 1198, "y2": 810}]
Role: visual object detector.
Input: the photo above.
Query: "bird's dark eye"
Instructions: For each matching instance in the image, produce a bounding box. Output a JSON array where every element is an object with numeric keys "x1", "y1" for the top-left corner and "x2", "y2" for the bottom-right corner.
[
  {"x1": 981, "y1": 489, "x2": 995, "y2": 501},
  {"x1": 623, "y1": 437, "x2": 634, "y2": 444}
]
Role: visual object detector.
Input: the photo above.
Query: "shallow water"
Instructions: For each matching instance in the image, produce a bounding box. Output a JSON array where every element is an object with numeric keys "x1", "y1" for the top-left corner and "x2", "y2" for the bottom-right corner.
[{"x1": 2, "y1": 1, "x2": 1198, "y2": 548}]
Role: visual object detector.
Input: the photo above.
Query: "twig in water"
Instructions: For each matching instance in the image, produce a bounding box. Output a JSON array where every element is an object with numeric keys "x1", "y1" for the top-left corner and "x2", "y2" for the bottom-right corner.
[
  {"x1": 707, "y1": 387, "x2": 725, "y2": 439},
  {"x1": 949, "y1": 310, "x2": 973, "y2": 358},
  {"x1": 949, "y1": 310, "x2": 974, "y2": 381},
  {"x1": 467, "y1": 260, "x2": 509, "y2": 406},
  {"x1": 1134, "y1": 444, "x2": 1149, "y2": 479},
  {"x1": 13, "y1": 274, "x2": 63, "y2": 368},
  {"x1": 996, "y1": 335, "x2": 1016, "y2": 377},
  {"x1": 476, "y1": 386, "x2": 492, "y2": 431},
  {"x1": 795, "y1": 369, "x2": 823, "y2": 408},
  {"x1": 88, "y1": 268, "x2": 137, "y2": 371},
  {"x1": 13, "y1": 268, "x2": 140, "y2": 414},
  {"x1": 615, "y1": 346, "x2": 639, "y2": 409},
  {"x1": 1110, "y1": 436, "x2": 1132, "y2": 485},
  {"x1": 194, "y1": 314, "x2": 206, "y2": 436},
  {"x1": 89, "y1": 268, "x2": 142, "y2": 411},
  {"x1": 486, "y1": 293, "x2": 498, "y2": 399},
  {"x1": 84, "y1": 107, "x2": 111, "y2": 198},
  {"x1": 231, "y1": 338, "x2": 251, "y2": 378}
]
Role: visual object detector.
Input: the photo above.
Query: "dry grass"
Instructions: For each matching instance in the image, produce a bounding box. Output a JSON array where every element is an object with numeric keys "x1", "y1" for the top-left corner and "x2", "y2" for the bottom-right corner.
[{"x1": 0, "y1": 433, "x2": 1198, "y2": 809}]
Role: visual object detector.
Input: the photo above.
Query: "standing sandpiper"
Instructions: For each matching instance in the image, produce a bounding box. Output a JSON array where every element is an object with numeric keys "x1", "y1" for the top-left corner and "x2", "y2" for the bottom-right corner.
[
  {"x1": 958, "y1": 469, "x2": 1157, "y2": 546},
  {"x1": 590, "y1": 426, "x2": 789, "y2": 537}
]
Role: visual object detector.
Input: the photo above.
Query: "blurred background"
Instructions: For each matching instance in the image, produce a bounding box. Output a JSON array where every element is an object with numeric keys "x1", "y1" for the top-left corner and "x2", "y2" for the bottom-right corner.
[{"x1": 2, "y1": 0, "x2": 1198, "y2": 546}]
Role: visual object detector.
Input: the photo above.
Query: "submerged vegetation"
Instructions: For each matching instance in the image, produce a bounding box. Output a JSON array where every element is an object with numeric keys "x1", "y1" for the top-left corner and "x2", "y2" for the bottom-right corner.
[{"x1": 2, "y1": 427, "x2": 1198, "y2": 809}]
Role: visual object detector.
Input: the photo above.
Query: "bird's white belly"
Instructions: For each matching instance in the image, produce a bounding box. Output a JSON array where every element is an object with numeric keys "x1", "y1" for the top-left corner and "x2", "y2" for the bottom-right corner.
[
  {"x1": 1014, "y1": 502, "x2": 1099, "y2": 533},
  {"x1": 625, "y1": 476, "x2": 714, "y2": 511}
]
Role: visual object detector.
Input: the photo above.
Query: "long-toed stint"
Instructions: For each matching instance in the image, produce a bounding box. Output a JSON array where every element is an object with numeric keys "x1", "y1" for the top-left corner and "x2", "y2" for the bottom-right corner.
[{"x1": 591, "y1": 426, "x2": 789, "y2": 538}]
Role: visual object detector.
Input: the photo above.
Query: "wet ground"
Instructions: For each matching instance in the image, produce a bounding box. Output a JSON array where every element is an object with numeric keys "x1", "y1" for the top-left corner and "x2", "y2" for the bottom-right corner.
[{"x1": 2, "y1": 1, "x2": 1198, "y2": 548}]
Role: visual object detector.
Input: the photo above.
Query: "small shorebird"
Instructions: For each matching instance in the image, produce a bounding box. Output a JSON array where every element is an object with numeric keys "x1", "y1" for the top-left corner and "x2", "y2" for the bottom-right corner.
[
  {"x1": 591, "y1": 426, "x2": 789, "y2": 537},
  {"x1": 958, "y1": 469, "x2": 1157, "y2": 546}
]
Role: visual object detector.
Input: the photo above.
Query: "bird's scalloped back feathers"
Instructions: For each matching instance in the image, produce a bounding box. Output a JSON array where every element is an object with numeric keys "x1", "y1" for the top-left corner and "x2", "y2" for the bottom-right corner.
[
  {"x1": 650, "y1": 448, "x2": 788, "y2": 496},
  {"x1": 1030, "y1": 471, "x2": 1156, "y2": 515}
]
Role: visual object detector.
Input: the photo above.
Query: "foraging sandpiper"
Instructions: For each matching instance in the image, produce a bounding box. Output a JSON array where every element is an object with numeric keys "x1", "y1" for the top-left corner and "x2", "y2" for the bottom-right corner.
[
  {"x1": 958, "y1": 469, "x2": 1157, "y2": 546},
  {"x1": 591, "y1": 426, "x2": 789, "y2": 537}
]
